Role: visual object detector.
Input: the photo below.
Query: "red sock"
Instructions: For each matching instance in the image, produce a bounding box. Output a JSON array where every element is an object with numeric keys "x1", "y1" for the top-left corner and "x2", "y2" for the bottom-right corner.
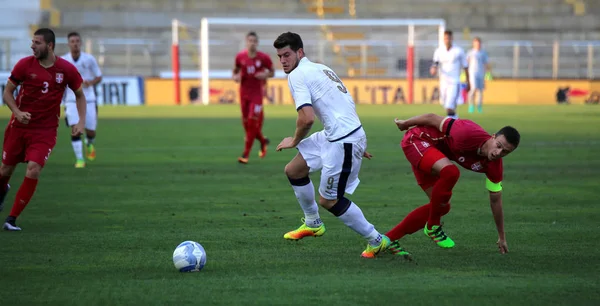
[
  {"x1": 9, "y1": 177, "x2": 38, "y2": 218},
  {"x1": 386, "y1": 203, "x2": 431, "y2": 240},
  {"x1": 386, "y1": 202, "x2": 452, "y2": 241},
  {"x1": 242, "y1": 118, "x2": 249, "y2": 133},
  {"x1": 242, "y1": 119, "x2": 259, "y2": 157},
  {"x1": 428, "y1": 165, "x2": 460, "y2": 228},
  {"x1": 255, "y1": 113, "x2": 266, "y2": 146}
]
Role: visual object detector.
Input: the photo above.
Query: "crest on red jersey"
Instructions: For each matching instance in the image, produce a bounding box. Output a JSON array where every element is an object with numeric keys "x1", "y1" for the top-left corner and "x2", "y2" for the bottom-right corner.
[
  {"x1": 56, "y1": 73, "x2": 64, "y2": 84},
  {"x1": 256, "y1": 60, "x2": 261, "y2": 67},
  {"x1": 471, "y1": 162, "x2": 482, "y2": 171}
]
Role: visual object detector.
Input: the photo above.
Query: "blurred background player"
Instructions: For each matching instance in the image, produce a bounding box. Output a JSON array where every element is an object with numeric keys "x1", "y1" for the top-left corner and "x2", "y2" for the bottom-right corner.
[
  {"x1": 233, "y1": 31, "x2": 273, "y2": 164},
  {"x1": 386, "y1": 113, "x2": 520, "y2": 255},
  {"x1": 62, "y1": 32, "x2": 102, "y2": 168},
  {"x1": 273, "y1": 32, "x2": 390, "y2": 258},
  {"x1": 0, "y1": 28, "x2": 85, "y2": 231},
  {"x1": 430, "y1": 30, "x2": 469, "y2": 119},
  {"x1": 467, "y1": 37, "x2": 491, "y2": 114}
]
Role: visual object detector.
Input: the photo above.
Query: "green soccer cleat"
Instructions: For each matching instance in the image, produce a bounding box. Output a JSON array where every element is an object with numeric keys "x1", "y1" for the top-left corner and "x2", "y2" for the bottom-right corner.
[
  {"x1": 86, "y1": 144, "x2": 96, "y2": 161},
  {"x1": 388, "y1": 240, "x2": 411, "y2": 258},
  {"x1": 283, "y1": 218, "x2": 326, "y2": 240},
  {"x1": 424, "y1": 223, "x2": 455, "y2": 248},
  {"x1": 361, "y1": 235, "x2": 391, "y2": 258},
  {"x1": 468, "y1": 104, "x2": 475, "y2": 113},
  {"x1": 75, "y1": 159, "x2": 86, "y2": 168}
]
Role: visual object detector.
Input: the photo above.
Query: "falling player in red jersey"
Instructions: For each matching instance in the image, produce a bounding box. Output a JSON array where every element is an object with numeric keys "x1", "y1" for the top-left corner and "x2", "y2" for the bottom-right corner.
[
  {"x1": 385, "y1": 113, "x2": 520, "y2": 257},
  {"x1": 0, "y1": 28, "x2": 86, "y2": 231},
  {"x1": 233, "y1": 31, "x2": 274, "y2": 164}
]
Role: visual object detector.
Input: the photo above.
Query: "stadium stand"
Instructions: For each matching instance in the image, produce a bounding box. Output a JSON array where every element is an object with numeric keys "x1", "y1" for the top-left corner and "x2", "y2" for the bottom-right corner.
[{"x1": 28, "y1": 0, "x2": 600, "y2": 78}]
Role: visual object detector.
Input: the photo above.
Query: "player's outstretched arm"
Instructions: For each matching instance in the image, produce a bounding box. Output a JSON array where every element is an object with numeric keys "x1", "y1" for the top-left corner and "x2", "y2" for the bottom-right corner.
[
  {"x1": 276, "y1": 106, "x2": 314, "y2": 151},
  {"x1": 87, "y1": 56, "x2": 103, "y2": 88},
  {"x1": 232, "y1": 59, "x2": 241, "y2": 83},
  {"x1": 394, "y1": 113, "x2": 445, "y2": 131},
  {"x1": 254, "y1": 69, "x2": 274, "y2": 80},
  {"x1": 293, "y1": 106, "x2": 314, "y2": 143},
  {"x1": 488, "y1": 185, "x2": 508, "y2": 254},
  {"x1": 3, "y1": 81, "x2": 30, "y2": 124},
  {"x1": 85, "y1": 75, "x2": 102, "y2": 88},
  {"x1": 72, "y1": 86, "x2": 87, "y2": 136}
]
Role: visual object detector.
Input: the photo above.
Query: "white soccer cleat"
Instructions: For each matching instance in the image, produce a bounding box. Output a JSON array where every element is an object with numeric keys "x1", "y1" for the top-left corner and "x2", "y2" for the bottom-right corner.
[{"x1": 3, "y1": 222, "x2": 21, "y2": 231}]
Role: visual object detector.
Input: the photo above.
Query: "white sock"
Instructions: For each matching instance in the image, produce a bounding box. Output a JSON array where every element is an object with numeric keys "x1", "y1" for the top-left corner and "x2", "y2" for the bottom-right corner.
[
  {"x1": 291, "y1": 180, "x2": 322, "y2": 228},
  {"x1": 337, "y1": 202, "x2": 382, "y2": 246},
  {"x1": 72, "y1": 140, "x2": 84, "y2": 160}
]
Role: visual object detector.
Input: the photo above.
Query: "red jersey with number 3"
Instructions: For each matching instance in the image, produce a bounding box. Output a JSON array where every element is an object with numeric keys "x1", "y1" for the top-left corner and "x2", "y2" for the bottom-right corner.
[
  {"x1": 235, "y1": 50, "x2": 272, "y2": 100},
  {"x1": 408, "y1": 118, "x2": 503, "y2": 183},
  {"x1": 8, "y1": 56, "x2": 83, "y2": 129}
]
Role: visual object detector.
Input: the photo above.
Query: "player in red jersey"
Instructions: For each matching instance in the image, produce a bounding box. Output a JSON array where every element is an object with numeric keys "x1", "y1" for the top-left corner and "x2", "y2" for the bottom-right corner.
[
  {"x1": 0, "y1": 28, "x2": 85, "y2": 231},
  {"x1": 384, "y1": 113, "x2": 520, "y2": 257},
  {"x1": 233, "y1": 31, "x2": 274, "y2": 164}
]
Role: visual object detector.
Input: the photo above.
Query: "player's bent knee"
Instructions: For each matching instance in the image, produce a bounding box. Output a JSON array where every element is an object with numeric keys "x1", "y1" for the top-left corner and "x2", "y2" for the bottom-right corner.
[
  {"x1": 284, "y1": 158, "x2": 309, "y2": 179},
  {"x1": 0, "y1": 163, "x2": 17, "y2": 177},
  {"x1": 440, "y1": 164, "x2": 460, "y2": 185},
  {"x1": 25, "y1": 162, "x2": 42, "y2": 179},
  {"x1": 440, "y1": 202, "x2": 451, "y2": 216},
  {"x1": 428, "y1": 155, "x2": 453, "y2": 174},
  {"x1": 284, "y1": 163, "x2": 300, "y2": 178}
]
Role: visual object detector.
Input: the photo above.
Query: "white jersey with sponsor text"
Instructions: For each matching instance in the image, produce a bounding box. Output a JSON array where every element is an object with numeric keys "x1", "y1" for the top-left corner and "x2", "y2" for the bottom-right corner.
[
  {"x1": 433, "y1": 45, "x2": 467, "y2": 85},
  {"x1": 287, "y1": 57, "x2": 362, "y2": 142},
  {"x1": 62, "y1": 51, "x2": 102, "y2": 102}
]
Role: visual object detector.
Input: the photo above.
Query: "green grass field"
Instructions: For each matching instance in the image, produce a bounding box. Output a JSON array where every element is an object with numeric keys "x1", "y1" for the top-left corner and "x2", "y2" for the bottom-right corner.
[{"x1": 0, "y1": 104, "x2": 599, "y2": 306}]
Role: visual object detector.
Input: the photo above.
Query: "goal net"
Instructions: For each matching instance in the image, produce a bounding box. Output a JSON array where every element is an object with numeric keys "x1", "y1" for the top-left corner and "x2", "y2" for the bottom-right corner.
[{"x1": 171, "y1": 18, "x2": 445, "y2": 105}]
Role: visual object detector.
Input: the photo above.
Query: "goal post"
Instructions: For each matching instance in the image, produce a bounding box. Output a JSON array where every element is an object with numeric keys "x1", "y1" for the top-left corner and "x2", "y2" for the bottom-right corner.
[
  {"x1": 170, "y1": 19, "x2": 202, "y2": 105},
  {"x1": 171, "y1": 17, "x2": 445, "y2": 105},
  {"x1": 171, "y1": 19, "x2": 180, "y2": 105}
]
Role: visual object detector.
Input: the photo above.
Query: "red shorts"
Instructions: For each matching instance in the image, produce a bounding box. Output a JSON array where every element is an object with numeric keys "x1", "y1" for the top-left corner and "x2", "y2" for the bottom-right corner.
[
  {"x1": 240, "y1": 94, "x2": 264, "y2": 120},
  {"x1": 401, "y1": 132, "x2": 447, "y2": 190},
  {"x1": 2, "y1": 125, "x2": 57, "y2": 167}
]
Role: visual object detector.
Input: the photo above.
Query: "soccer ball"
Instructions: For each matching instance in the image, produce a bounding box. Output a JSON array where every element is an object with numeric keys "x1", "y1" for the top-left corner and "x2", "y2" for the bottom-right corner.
[{"x1": 172, "y1": 241, "x2": 207, "y2": 272}]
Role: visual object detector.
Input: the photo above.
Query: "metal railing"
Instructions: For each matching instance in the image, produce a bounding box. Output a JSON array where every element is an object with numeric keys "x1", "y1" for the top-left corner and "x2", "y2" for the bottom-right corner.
[{"x1": 0, "y1": 37, "x2": 598, "y2": 79}]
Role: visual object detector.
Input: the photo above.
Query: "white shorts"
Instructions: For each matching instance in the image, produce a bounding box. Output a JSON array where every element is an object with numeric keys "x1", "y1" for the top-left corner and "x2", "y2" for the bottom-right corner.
[
  {"x1": 64, "y1": 102, "x2": 97, "y2": 130},
  {"x1": 297, "y1": 129, "x2": 366, "y2": 200},
  {"x1": 439, "y1": 83, "x2": 462, "y2": 110}
]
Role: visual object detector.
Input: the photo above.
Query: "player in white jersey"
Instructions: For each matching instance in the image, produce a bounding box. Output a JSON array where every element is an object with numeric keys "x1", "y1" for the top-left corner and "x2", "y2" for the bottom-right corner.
[
  {"x1": 431, "y1": 30, "x2": 469, "y2": 119},
  {"x1": 272, "y1": 32, "x2": 395, "y2": 258},
  {"x1": 467, "y1": 37, "x2": 491, "y2": 114},
  {"x1": 62, "y1": 32, "x2": 102, "y2": 168}
]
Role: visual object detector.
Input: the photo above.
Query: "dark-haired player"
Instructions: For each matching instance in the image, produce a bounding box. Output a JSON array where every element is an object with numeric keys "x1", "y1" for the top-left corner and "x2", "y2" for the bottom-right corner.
[
  {"x1": 233, "y1": 31, "x2": 273, "y2": 164},
  {"x1": 273, "y1": 31, "x2": 390, "y2": 258},
  {"x1": 431, "y1": 30, "x2": 469, "y2": 119},
  {"x1": 63, "y1": 31, "x2": 102, "y2": 168},
  {"x1": 386, "y1": 113, "x2": 520, "y2": 256},
  {"x1": 0, "y1": 28, "x2": 85, "y2": 231}
]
